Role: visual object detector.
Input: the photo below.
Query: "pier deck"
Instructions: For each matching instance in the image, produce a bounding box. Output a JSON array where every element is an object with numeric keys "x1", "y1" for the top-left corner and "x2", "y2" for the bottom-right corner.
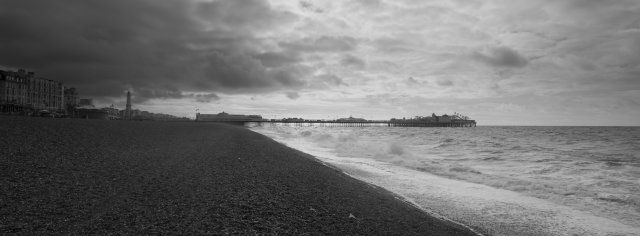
[{"x1": 200, "y1": 119, "x2": 477, "y2": 127}]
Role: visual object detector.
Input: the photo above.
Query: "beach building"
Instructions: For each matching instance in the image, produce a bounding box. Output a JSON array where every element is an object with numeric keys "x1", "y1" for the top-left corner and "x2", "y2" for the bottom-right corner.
[{"x1": 0, "y1": 69, "x2": 64, "y2": 114}]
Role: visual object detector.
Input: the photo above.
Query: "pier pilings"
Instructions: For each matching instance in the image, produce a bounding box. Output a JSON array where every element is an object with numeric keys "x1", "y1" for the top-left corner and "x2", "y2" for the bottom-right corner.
[{"x1": 241, "y1": 120, "x2": 476, "y2": 128}]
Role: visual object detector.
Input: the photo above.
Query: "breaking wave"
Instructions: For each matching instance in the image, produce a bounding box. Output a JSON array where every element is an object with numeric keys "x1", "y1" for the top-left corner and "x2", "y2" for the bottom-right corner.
[{"x1": 251, "y1": 125, "x2": 640, "y2": 235}]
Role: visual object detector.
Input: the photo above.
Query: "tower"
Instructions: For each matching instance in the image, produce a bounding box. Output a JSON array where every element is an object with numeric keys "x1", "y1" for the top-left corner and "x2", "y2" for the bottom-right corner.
[{"x1": 125, "y1": 90, "x2": 132, "y2": 119}]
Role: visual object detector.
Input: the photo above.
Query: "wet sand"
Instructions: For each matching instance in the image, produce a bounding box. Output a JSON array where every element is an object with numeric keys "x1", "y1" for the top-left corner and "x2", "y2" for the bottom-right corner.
[{"x1": 0, "y1": 116, "x2": 477, "y2": 235}]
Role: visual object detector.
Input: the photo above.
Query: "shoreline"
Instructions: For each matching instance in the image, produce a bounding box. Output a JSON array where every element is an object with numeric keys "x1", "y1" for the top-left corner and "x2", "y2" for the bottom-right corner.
[
  {"x1": 0, "y1": 116, "x2": 478, "y2": 235},
  {"x1": 248, "y1": 129, "x2": 486, "y2": 236},
  {"x1": 250, "y1": 132, "x2": 486, "y2": 236},
  {"x1": 250, "y1": 125, "x2": 640, "y2": 236}
]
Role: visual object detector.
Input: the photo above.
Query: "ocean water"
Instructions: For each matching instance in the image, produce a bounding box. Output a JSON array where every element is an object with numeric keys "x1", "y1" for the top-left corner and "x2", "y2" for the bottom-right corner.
[{"x1": 250, "y1": 125, "x2": 640, "y2": 236}]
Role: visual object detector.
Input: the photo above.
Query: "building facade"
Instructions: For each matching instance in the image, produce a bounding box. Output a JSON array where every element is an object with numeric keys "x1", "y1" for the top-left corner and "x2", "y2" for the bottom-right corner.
[
  {"x1": 0, "y1": 70, "x2": 28, "y2": 112},
  {"x1": 78, "y1": 98, "x2": 94, "y2": 107},
  {"x1": 0, "y1": 69, "x2": 64, "y2": 113},
  {"x1": 64, "y1": 87, "x2": 79, "y2": 115}
]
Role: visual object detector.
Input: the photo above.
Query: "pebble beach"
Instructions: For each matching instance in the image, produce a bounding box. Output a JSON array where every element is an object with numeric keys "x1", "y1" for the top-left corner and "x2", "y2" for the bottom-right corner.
[{"x1": 0, "y1": 116, "x2": 477, "y2": 235}]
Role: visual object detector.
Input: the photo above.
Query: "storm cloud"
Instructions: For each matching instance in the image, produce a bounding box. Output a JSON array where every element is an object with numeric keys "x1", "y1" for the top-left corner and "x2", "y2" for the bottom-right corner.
[
  {"x1": 1, "y1": 0, "x2": 639, "y2": 125},
  {"x1": 279, "y1": 36, "x2": 358, "y2": 52},
  {"x1": 0, "y1": 0, "x2": 304, "y2": 102},
  {"x1": 285, "y1": 91, "x2": 300, "y2": 100},
  {"x1": 471, "y1": 46, "x2": 529, "y2": 68},
  {"x1": 340, "y1": 54, "x2": 366, "y2": 69}
]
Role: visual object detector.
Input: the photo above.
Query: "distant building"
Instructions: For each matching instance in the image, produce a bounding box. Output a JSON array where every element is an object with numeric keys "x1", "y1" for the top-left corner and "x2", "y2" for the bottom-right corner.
[
  {"x1": 436, "y1": 114, "x2": 451, "y2": 123},
  {"x1": 282, "y1": 117, "x2": 304, "y2": 122},
  {"x1": 196, "y1": 112, "x2": 264, "y2": 122},
  {"x1": 337, "y1": 115, "x2": 366, "y2": 122},
  {"x1": 389, "y1": 113, "x2": 460, "y2": 123},
  {"x1": 120, "y1": 108, "x2": 141, "y2": 119},
  {"x1": 64, "y1": 88, "x2": 79, "y2": 115},
  {"x1": 79, "y1": 98, "x2": 94, "y2": 107},
  {"x1": 77, "y1": 108, "x2": 109, "y2": 119},
  {"x1": 101, "y1": 106, "x2": 120, "y2": 120},
  {"x1": 131, "y1": 109, "x2": 141, "y2": 117},
  {"x1": 0, "y1": 69, "x2": 64, "y2": 113},
  {"x1": 0, "y1": 70, "x2": 27, "y2": 113},
  {"x1": 116, "y1": 107, "x2": 187, "y2": 121},
  {"x1": 411, "y1": 115, "x2": 436, "y2": 122},
  {"x1": 124, "y1": 90, "x2": 132, "y2": 120}
]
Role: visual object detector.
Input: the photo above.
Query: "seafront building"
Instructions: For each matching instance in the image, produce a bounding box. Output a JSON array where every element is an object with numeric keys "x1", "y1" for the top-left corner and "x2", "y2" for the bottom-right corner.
[
  {"x1": 1, "y1": 70, "x2": 186, "y2": 120},
  {"x1": 79, "y1": 98, "x2": 94, "y2": 107},
  {"x1": 0, "y1": 69, "x2": 64, "y2": 113},
  {"x1": 64, "y1": 88, "x2": 79, "y2": 115}
]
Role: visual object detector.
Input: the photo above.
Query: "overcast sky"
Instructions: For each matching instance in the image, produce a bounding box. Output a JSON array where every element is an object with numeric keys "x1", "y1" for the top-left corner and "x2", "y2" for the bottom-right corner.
[{"x1": 1, "y1": 0, "x2": 639, "y2": 125}]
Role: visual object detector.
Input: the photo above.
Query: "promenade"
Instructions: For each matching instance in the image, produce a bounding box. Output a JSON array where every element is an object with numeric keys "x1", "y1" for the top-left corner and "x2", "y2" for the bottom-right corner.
[{"x1": 0, "y1": 117, "x2": 477, "y2": 235}]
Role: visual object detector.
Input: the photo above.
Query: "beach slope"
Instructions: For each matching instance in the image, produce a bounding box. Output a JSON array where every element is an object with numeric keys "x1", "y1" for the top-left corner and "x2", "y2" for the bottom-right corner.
[{"x1": 0, "y1": 117, "x2": 476, "y2": 235}]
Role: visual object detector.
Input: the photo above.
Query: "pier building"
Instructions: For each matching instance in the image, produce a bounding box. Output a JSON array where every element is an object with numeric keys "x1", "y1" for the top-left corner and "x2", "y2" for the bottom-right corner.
[
  {"x1": 200, "y1": 113, "x2": 476, "y2": 127},
  {"x1": 196, "y1": 112, "x2": 265, "y2": 124}
]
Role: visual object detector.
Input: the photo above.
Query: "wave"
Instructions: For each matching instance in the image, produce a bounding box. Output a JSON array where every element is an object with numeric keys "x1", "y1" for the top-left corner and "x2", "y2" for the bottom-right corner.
[{"x1": 250, "y1": 125, "x2": 640, "y2": 230}]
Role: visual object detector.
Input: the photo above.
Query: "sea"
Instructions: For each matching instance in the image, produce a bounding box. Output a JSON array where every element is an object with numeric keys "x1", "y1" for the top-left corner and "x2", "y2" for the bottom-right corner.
[{"x1": 249, "y1": 125, "x2": 640, "y2": 236}]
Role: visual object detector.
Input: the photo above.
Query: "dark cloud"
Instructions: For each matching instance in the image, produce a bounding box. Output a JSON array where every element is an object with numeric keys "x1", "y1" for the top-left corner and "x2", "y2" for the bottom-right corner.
[
  {"x1": 472, "y1": 46, "x2": 529, "y2": 68},
  {"x1": 407, "y1": 77, "x2": 422, "y2": 85},
  {"x1": 132, "y1": 87, "x2": 219, "y2": 104},
  {"x1": 300, "y1": 1, "x2": 313, "y2": 9},
  {"x1": 0, "y1": 0, "x2": 304, "y2": 102},
  {"x1": 280, "y1": 36, "x2": 358, "y2": 52},
  {"x1": 356, "y1": 0, "x2": 383, "y2": 8},
  {"x1": 318, "y1": 74, "x2": 346, "y2": 86},
  {"x1": 298, "y1": 1, "x2": 324, "y2": 13},
  {"x1": 133, "y1": 87, "x2": 183, "y2": 103},
  {"x1": 437, "y1": 79, "x2": 454, "y2": 87},
  {"x1": 309, "y1": 74, "x2": 347, "y2": 89},
  {"x1": 340, "y1": 54, "x2": 366, "y2": 69},
  {"x1": 192, "y1": 93, "x2": 220, "y2": 103},
  {"x1": 254, "y1": 51, "x2": 301, "y2": 68},
  {"x1": 198, "y1": 52, "x2": 306, "y2": 91},
  {"x1": 373, "y1": 37, "x2": 414, "y2": 53},
  {"x1": 286, "y1": 91, "x2": 300, "y2": 100},
  {"x1": 196, "y1": 0, "x2": 297, "y2": 31}
]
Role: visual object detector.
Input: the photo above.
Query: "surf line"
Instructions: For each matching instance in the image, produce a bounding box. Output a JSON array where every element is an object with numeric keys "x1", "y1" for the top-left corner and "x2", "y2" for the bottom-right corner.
[
  {"x1": 255, "y1": 130, "x2": 485, "y2": 235},
  {"x1": 311, "y1": 154, "x2": 485, "y2": 236}
]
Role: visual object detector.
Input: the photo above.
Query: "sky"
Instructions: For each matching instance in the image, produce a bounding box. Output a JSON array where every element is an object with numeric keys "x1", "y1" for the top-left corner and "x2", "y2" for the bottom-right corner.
[{"x1": 1, "y1": 0, "x2": 639, "y2": 125}]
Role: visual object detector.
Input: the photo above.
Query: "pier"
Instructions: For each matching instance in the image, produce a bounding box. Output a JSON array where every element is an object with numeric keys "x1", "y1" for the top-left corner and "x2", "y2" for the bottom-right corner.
[
  {"x1": 196, "y1": 112, "x2": 477, "y2": 127},
  {"x1": 245, "y1": 119, "x2": 476, "y2": 127},
  {"x1": 203, "y1": 119, "x2": 477, "y2": 128}
]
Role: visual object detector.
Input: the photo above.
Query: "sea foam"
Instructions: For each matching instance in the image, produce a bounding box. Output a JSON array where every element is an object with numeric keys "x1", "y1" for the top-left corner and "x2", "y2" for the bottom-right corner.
[{"x1": 251, "y1": 125, "x2": 640, "y2": 235}]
